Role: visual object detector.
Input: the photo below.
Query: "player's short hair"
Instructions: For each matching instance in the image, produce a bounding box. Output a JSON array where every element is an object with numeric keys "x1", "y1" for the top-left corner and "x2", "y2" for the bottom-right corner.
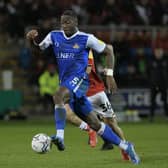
[{"x1": 62, "y1": 10, "x2": 77, "y2": 20}]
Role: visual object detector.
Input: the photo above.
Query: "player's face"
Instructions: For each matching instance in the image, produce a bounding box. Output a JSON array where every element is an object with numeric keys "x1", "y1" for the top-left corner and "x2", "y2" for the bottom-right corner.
[{"x1": 61, "y1": 15, "x2": 77, "y2": 37}]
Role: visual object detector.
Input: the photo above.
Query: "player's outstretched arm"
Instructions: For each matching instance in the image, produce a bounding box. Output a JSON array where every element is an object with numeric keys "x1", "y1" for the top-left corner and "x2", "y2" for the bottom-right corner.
[
  {"x1": 26, "y1": 29, "x2": 48, "y2": 56},
  {"x1": 102, "y1": 44, "x2": 118, "y2": 94}
]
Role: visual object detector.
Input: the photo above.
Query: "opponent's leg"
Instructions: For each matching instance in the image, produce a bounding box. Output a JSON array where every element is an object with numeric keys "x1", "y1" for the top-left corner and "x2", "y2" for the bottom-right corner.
[
  {"x1": 89, "y1": 91, "x2": 129, "y2": 159},
  {"x1": 65, "y1": 103, "x2": 97, "y2": 147}
]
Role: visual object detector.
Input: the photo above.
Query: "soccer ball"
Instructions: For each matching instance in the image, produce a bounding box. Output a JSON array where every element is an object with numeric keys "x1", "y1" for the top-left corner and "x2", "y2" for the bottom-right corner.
[{"x1": 31, "y1": 133, "x2": 52, "y2": 153}]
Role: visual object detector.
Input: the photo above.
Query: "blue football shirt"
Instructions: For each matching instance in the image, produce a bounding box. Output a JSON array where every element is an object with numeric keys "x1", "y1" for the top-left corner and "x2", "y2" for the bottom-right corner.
[{"x1": 39, "y1": 30, "x2": 106, "y2": 85}]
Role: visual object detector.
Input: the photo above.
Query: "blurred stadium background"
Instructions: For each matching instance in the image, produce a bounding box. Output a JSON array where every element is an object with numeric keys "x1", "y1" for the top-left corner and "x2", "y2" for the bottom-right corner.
[
  {"x1": 0, "y1": 1, "x2": 168, "y2": 168},
  {"x1": 0, "y1": 0, "x2": 167, "y2": 121}
]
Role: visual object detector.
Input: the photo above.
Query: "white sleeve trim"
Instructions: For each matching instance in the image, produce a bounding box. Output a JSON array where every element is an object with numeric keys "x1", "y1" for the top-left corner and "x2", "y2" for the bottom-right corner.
[
  {"x1": 86, "y1": 34, "x2": 106, "y2": 53},
  {"x1": 39, "y1": 33, "x2": 52, "y2": 50}
]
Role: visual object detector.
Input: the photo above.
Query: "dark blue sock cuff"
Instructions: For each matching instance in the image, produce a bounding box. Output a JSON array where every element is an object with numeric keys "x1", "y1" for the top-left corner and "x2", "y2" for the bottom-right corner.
[{"x1": 54, "y1": 107, "x2": 66, "y2": 130}]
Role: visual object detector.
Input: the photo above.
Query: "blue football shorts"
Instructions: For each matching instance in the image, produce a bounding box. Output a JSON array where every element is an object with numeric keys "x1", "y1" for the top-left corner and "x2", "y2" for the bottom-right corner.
[{"x1": 62, "y1": 74, "x2": 93, "y2": 116}]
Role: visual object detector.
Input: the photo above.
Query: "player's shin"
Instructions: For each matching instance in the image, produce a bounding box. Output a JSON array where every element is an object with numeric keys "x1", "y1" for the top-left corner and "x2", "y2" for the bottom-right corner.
[
  {"x1": 54, "y1": 105, "x2": 66, "y2": 139},
  {"x1": 97, "y1": 122, "x2": 128, "y2": 150},
  {"x1": 51, "y1": 105, "x2": 66, "y2": 151},
  {"x1": 97, "y1": 122, "x2": 121, "y2": 145},
  {"x1": 97, "y1": 123, "x2": 140, "y2": 164}
]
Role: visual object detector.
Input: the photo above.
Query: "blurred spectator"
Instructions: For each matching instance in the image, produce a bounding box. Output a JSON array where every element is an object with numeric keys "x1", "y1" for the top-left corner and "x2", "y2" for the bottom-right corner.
[
  {"x1": 136, "y1": 48, "x2": 146, "y2": 75},
  {"x1": 111, "y1": 31, "x2": 130, "y2": 86},
  {"x1": 147, "y1": 48, "x2": 168, "y2": 121},
  {"x1": 0, "y1": 2, "x2": 8, "y2": 33},
  {"x1": 21, "y1": 0, "x2": 40, "y2": 27},
  {"x1": 19, "y1": 40, "x2": 32, "y2": 71},
  {"x1": 128, "y1": 30, "x2": 152, "y2": 48},
  {"x1": 134, "y1": 0, "x2": 152, "y2": 25},
  {"x1": 101, "y1": 0, "x2": 121, "y2": 25},
  {"x1": 1, "y1": 0, "x2": 167, "y2": 39},
  {"x1": 6, "y1": 0, "x2": 24, "y2": 38},
  {"x1": 126, "y1": 62, "x2": 137, "y2": 87},
  {"x1": 38, "y1": 64, "x2": 59, "y2": 113},
  {"x1": 28, "y1": 58, "x2": 45, "y2": 87},
  {"x1": 151, "y1": 0, "x2": 168, "y2": 25},
  {"x1": 153, "y1": 30, "x2": 168, "y2": 54},
  {"x1": 87, "y1": 0, "x2": 105, "y2": 24},
  {"x1": 71, "y1": 0, "x2": 89, "y2": 25},
  {"x1": 0, "y1": 0, "x2": 167, "y2": 91},
  {"x1": 118, "y1": 0, "x2": 140, "y2": 25}
]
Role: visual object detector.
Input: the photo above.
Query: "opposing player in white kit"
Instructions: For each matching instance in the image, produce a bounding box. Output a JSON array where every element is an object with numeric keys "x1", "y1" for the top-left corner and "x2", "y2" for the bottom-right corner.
[{"x1": 66, "y1": 50, "x2": 129, "y2": 160}]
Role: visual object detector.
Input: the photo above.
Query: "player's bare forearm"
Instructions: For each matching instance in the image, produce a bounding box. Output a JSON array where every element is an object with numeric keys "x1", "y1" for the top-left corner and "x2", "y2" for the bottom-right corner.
[
  {"x1": 103, "y1": 44, "x2": 118, "y2": 93},
  {"x1": 103, "y1": 44, "x2": 115, "y2": 70}
]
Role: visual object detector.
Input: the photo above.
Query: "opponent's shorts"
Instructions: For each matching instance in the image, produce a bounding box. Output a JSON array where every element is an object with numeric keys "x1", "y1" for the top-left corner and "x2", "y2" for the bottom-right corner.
[
  {"x1": 62, "y1": 74, "x2": 93, "y2": 117},
  {"x1": 88, "y1": 91, "x2": 116, "y2": 118}
]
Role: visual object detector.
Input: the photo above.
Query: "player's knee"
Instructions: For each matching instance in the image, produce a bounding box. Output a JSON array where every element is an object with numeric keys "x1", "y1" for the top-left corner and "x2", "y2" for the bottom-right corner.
[
  {"x1": 53, "y1": 88, "x2": 70, "y2": 105},
  {"x1": 53, "y1": 92, "x2": 62, "y2": 104}
]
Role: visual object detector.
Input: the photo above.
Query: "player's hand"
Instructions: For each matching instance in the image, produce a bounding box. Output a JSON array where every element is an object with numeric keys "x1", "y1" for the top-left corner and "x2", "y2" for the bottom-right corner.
[
  {"x1": 26, "y1": 29, "x2": 38, "y2": 40},
  {"x1": 106, "y1": 76, "x2": 118, "y2": 94}
]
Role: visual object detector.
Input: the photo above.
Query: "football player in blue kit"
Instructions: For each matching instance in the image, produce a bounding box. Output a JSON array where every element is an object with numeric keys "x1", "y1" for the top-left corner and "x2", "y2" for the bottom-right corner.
[{"x1": 26, "y1": 10, "x2": 140, "y2": 164}]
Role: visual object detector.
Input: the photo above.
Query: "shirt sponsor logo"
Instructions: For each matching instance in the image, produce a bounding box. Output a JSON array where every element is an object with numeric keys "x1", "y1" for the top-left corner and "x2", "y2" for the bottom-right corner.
[{"x1": 56, "y1": 52, "x2": 75, "y2": 59}]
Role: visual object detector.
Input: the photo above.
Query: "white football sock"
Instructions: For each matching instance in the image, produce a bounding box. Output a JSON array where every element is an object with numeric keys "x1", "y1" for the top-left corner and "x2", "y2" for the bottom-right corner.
[
  {"x1": 56, "y1": 129, "x2": 64, "y2": 140},
  {"x1": 119, "y1": 140, "x2": 128, "y2": 150},
  {"x1": 79, "y1": 121, "x2": 88, "y2": 130}
]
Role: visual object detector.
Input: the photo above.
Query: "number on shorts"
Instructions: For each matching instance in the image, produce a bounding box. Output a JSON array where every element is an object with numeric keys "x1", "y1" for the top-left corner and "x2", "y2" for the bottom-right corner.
[
  {"x1": 70, "y1": 77, "x2": 79, "y2": 87},
  {"x1": 100, "y1": 102, "x2": 112, "y2": 112}
]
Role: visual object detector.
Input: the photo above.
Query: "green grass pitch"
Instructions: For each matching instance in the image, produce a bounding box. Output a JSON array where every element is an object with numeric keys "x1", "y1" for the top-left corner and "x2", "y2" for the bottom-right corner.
[{"x1": 0, "y1": 118, "x2": 168, "y2": 168}]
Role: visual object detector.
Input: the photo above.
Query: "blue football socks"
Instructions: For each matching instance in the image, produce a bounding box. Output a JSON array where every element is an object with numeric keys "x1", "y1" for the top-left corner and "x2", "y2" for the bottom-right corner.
[
  {"x1": 98, "y1": 123, "x2": 121, "y2": 145},
  {"x1": 54, "y1": 107, "x2": 66, "y2": 130}
]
